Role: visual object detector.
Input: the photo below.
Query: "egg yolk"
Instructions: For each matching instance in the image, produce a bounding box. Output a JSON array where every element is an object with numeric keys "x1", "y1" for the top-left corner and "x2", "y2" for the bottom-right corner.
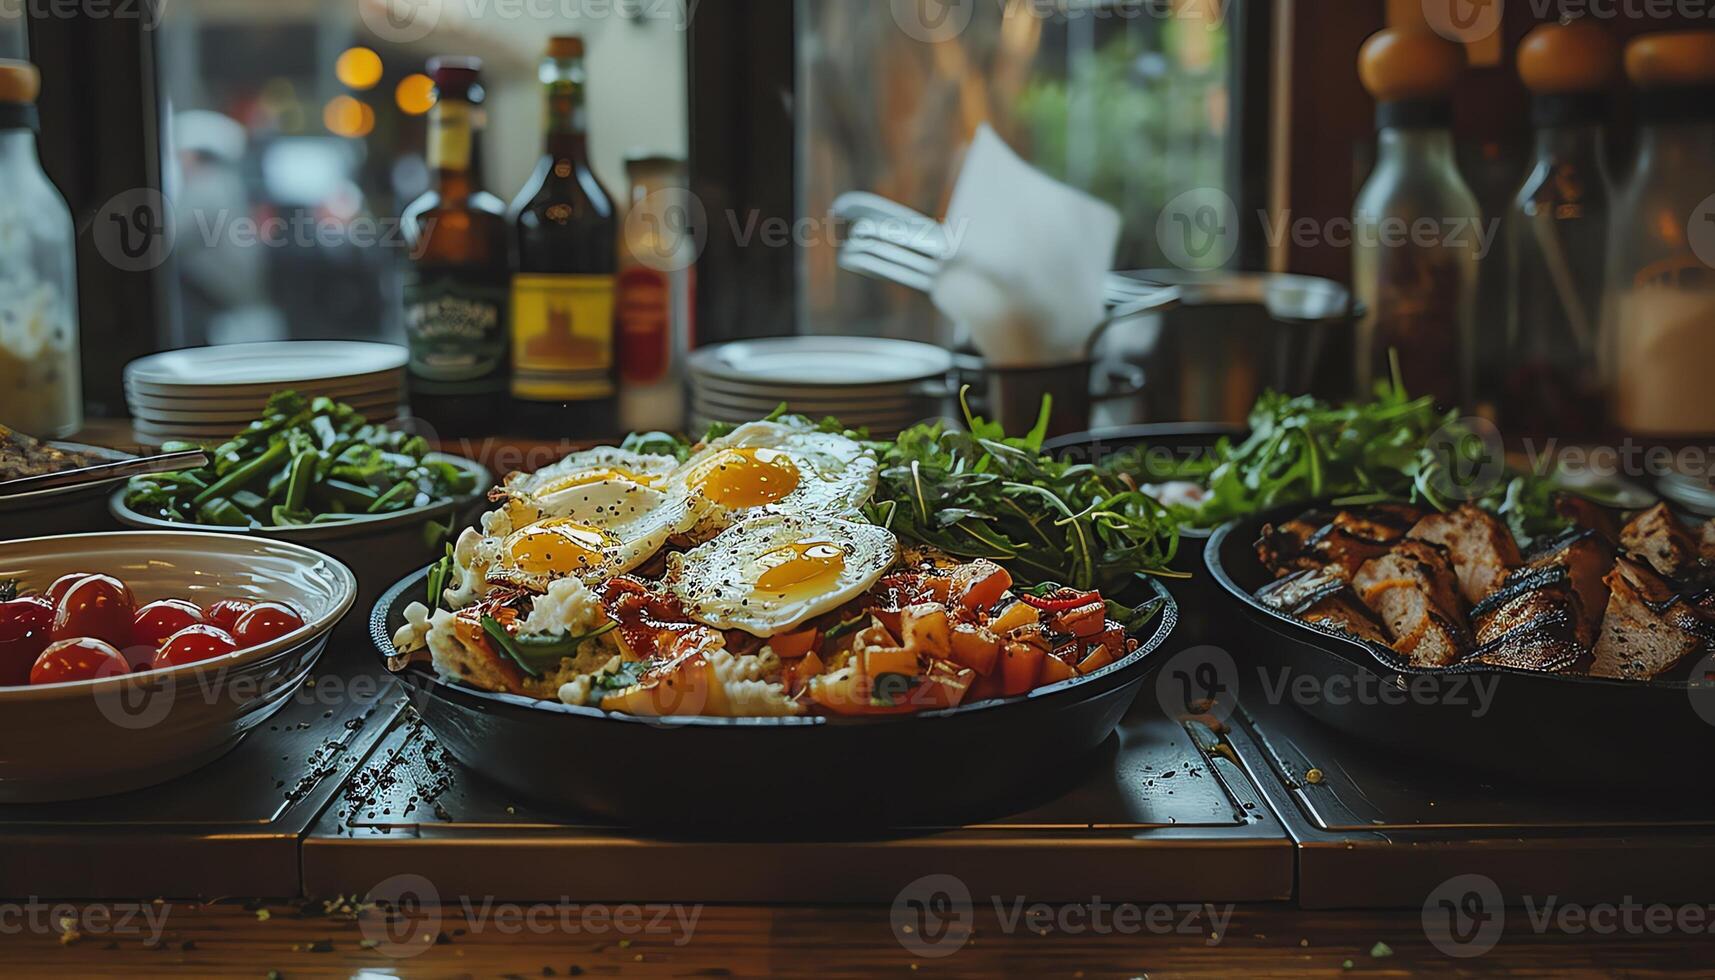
[
  {"x1": 503, "y1": 519, "x2": 611, "y2": 577},
  {"x1": 691, "y1": 448, "x2": 801, "y2": 508},
  {"x1": 536, "y1": 467, "x2": 657, "y2": 495},
  {"x1": 755, "y1": 540, "x2": 847, "y2": 596}
]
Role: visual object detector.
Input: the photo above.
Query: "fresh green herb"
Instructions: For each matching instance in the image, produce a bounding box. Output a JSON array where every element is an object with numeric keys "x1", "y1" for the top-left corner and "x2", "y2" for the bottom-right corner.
[
  {"x1": 822, "y1": 615, "x2": 870, "y2": 640},
  {"x1": 0, "y1": 579, "x2": 17, "y2": 602},
  {"x1": 425, "y1": 547, "x2": 455, "y2": 611},
  {"x1": 1107, "y1": 364, "x2": 1579, "y2": 541},
  {"x1": 865, "y1": 390, "x2": 1181, "y2": 593},
  {"x1": 480, "y1": 615, "x2": 616, "y2": 679},
  {"x1": 123, "y1": 390, "x2": 478, "y2": 529}
]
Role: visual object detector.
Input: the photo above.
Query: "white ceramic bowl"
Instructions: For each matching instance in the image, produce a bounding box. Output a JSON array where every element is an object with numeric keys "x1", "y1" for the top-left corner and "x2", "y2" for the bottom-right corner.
[{"x1": 0, "y1": 531, "x2": 357, "y2": 803}]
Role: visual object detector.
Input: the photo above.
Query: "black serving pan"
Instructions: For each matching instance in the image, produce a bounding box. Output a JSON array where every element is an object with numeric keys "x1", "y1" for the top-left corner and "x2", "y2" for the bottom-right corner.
[
  {"x1": 1205, "y1": 502, "x2": 1715, "y2": 786},
  {"x1": 370, "y1": 569, "x2": 1179, "y2": 832}
]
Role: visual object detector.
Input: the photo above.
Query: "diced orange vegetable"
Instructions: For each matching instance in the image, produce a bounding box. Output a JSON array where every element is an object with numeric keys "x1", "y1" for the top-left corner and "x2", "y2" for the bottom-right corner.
[
  {"x1": 601, "y1": 656, "x2": 726, "y2": 716},
  {"x1": 861, "y1": 646, "x2": 922, "y2": 686},
  {"x1": 949, "y1": 623, "x2": 1001, "y2": 676},
  {"x1": 923, "y1": 575, "x2": 953, "y2": 602},
  {"x1": 988, "y1": 600, "x2": 1039, "y2": 635},
  {"x1": 953, "y1": 560, "x2": 1012, "y2": 612},
  {"x1": 918, "y1": 662, "x2": 976, "y2": 709},
  {"x1": 965, "y1": 663, "x2": 1008, "y2": 703},
  {"x1": 871, "y1": 608, "x2": 904, "y2": 639},
  {"x1": 1076, "y1": 645, "x2": 1117, "y2": 675},
  {"x1": 808, "y1": 666, "x2": 917, "y2": 716},
  {"x1": 853, "y1": 622, "x2": 898, "y2": 651},
  {"x1": 768, "y1": 627, "x2": 819, "y2": 660},
  {"x1": 898, "y1": 603, "x2": 951, "y2": 658},
  {"x1": 999, "y1": 641, "x2": 1045, "y2": 696},
  {"x1": 1039, "y1": 653, "x2": 1077, "y2": 686},
  {"x1": 1055, "y1": 601, "x2": 1107, "y2": 639},
  {"x1": 786, "y1": 650, "x2": 824, "y2": 696}
]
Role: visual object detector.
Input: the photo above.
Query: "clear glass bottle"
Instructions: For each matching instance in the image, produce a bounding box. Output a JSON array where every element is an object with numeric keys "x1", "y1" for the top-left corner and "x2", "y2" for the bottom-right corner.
[
  {"x1": 1504, "y1": 21, "x2": 1616, "y2": 436},
  {"x1": 1352, "y1": 30, "x2": 1482, "y2": 409},
  {"x1": 0, "y1": 59, "x2": 81, "y2": 438},
  {"x1": 1603, "y1": 30, "x2": 1715, "y2": 437}
]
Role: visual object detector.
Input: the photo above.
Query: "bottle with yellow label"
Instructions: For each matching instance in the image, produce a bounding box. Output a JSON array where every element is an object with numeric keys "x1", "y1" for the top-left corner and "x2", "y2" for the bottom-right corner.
[{"x1": 508, "y1": 36, "x2": 617, "y2": 437}]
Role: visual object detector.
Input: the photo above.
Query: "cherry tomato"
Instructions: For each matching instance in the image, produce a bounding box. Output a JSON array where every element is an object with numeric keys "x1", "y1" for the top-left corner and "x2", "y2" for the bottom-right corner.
[
  {"x1": 132, "y1": 599, "x2": 207, "y2": 649},
  {"x1": 232, "y1": 602, "x2": 305, "y2": 648},
  {"x1": 0, "y1": 596, "x2": 56, "y2": 686},
  {"x1": 51, "y1": 574, "x2": 135, "y2": 648},
  {"x1": 203, "y1": 598, "x2": 255, "y2": 634},
  {"x1": 45, "y1": 572, "x2": 96, "y2": 606},
  {"x1": 152, "y1": 624, "x2": 239, "y2": 670},
  {"x1": 30, "y1": 637, "x2": 129, "y2": 684}
]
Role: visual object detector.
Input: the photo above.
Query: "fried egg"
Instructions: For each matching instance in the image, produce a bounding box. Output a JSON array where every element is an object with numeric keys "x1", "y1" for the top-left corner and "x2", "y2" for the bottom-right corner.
[
  {"x1": 673, "y1": 422, "x2": 878, "y2": 539},
  {"x1": 458, "y1": 448, "x2": 701, "y2": 594},
  {"x1": 661, "y1": 514, "x2": 899, "y2": 636}
]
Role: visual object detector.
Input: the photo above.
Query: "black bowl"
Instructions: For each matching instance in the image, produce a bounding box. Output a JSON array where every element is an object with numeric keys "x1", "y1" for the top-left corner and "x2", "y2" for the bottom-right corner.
[
  {"x1": 371, "y1": 570, "x2": 1180, "y2": 832},
  {"x1": 1204, "y1": 502, "x2": 1715, "y2": 785}
]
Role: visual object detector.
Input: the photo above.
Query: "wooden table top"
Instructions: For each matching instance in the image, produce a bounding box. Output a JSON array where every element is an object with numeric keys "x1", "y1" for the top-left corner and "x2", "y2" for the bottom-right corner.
[{"x1": 5, "y1": 899, "x2": 1708, "y2": 977}]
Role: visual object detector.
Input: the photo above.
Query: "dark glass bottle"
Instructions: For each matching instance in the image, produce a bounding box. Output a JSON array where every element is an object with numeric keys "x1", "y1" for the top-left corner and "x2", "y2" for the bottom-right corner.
[
  {"x1": 1504, "y1": 21, "x2": 1616, "y2": 436},
  {"x1": 508, "y1": 36, "x2": 618, "y2": 438},
  {"x1": 401, "y1": 57, "x2": 512, "y2": 437}
]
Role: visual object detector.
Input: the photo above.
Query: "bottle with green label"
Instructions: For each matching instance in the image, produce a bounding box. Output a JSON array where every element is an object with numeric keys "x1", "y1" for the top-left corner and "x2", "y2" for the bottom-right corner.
[
  {"x1": 508, "y1": 36, "x2": 618, "y2": 438},
  {"x1": 402, "y1": 56, "x2": 511, "y2": 436}
]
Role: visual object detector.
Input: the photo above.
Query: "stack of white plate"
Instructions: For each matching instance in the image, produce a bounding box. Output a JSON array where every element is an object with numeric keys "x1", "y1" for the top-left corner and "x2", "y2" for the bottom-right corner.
[
  {"x1": 688, "y1": 337, "x2": 953, "y2": 437},
  {"x1": 124, "y1": 341, "x2": 408, "y2": 446}
]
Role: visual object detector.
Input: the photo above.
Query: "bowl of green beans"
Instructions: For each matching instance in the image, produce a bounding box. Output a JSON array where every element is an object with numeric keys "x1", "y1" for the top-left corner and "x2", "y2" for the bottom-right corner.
[{"x1": 109, "y1": 392, "x2": 490, "y2": 622}]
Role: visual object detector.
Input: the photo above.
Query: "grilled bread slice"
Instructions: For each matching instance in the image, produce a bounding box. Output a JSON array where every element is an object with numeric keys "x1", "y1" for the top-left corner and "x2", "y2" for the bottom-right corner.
[
  {"x1": 1256, "y1": 505, "x2": 1422, "y2": 581},
  {"x1": 1354, "y1": 539, "x2": 1471, "y2": 667},
  {"x1": 1555, "y1": 491, "x2": 1620, "y2": 547},
  {"x1": 1467, "y1": 564, "x2": 1590, "y2": 672},
  {"x1": 1523, "y1": 528, "x2": 1613, "y2": 647},
  {"x1": 1257, "y1": 567, "x2": 1390, "y2": 647},
  {"x1": 1621, "y1": 502, "x2": 1701, "y2": 579},
  {"x1": 1410, "y1": 505, "x2": 1522, "y2": 606},
  {"x1": 1590, "y1": 556, "x2": 1715, "y2": 680}
]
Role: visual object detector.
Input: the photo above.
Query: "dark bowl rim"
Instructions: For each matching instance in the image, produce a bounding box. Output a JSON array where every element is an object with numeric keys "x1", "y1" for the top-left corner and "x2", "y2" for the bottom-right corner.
[
  {"x1": 370, "y1": 566, "x2": 1179, "y2": 729},
  {"x1": 1203, "y1": 501, "x2": 1706, "y2": 691}
]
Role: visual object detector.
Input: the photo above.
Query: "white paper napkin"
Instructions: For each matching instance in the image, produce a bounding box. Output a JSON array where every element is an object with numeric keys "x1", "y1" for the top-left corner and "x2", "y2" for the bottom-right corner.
[{"x1": 930, "y1": 124, "x2": 1121, "y2": 368}]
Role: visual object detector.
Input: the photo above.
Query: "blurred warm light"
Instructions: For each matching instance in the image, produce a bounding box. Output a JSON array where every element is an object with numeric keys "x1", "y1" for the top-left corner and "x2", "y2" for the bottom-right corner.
[
  {"x1": 324, "y1": 95, "x2": 375, "y2": 138},
  {"x1": 395, "y1": 73, "x2": 435, "y2": 115},
  {"x1": 336, "y1": 47, "x2": 383, "y2": 90}
]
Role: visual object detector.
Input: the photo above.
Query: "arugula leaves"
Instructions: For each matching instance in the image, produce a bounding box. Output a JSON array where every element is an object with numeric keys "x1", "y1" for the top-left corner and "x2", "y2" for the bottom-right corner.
[{"x1": 1108, "y1": 368, "x2": 1582, "y2": 544}]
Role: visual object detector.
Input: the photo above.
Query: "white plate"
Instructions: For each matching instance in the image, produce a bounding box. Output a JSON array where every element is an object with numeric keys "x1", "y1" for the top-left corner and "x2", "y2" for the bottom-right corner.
[
  {"x1": 691, "y1": 388, "x2": 925, "y2": 415},
  {"x1": 126, "y1": 375, "x2": 401, "y2": 406},
  {"x1": 688, "y1": 337, "x2": 952, "y2": 389},
  {"x1": 126, "y1": 375, "x2": 404, "y2": 405},
  {"x1": 131, "y1": 398, "x2": 400, "y2": 424},
  {"x1": 125, "y1": 342, "x2": 408, "y2": 389}
]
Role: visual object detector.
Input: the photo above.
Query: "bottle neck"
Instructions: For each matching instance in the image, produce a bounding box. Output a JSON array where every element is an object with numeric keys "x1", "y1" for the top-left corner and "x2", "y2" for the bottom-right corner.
[
  {"x1": 1376, "y1": 126, "x2": 1457, "y2": 167},
  {"x1": 1532, "y1": 122, "x2": 1603, "y2": 164},
  {"x1": 427, "y1": 97, "x2": 478, "y2": 199},
  {"x1": 541, "y1": 56, "x2": 590, "y2": 163},
  {"x1": 0, "y1": 126, "x2": 37, "y2": 165}
]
